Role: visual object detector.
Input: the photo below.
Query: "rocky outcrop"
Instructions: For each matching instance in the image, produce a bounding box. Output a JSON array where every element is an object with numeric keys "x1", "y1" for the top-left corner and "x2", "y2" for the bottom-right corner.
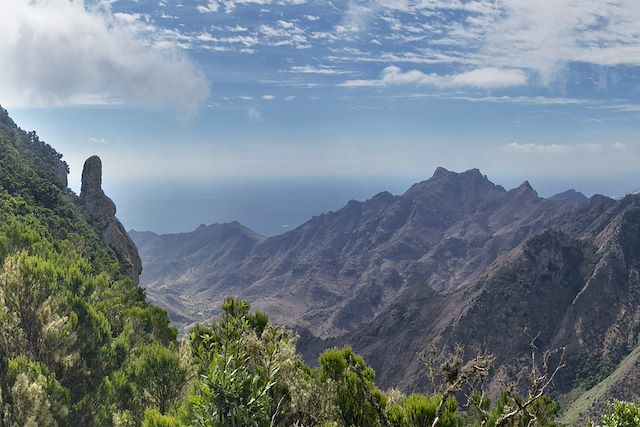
[
  {"x1": 550, "y1": 189, "x2": 588, "y2": 206},
  {"x1": 346, "y1": 195, "x2": 640, "y2": 398},
  {"x1": 130, "y1": 168, "x2": 640, "y2": 402},
  {"x1": 54, "y1": 159, "x2": 69, "y2": 189},
  {"x1": 80, "y1": 156, "x2": 142, "y2": 283},
  {"x1": 131, "y1": 168, "x2": 580, "y2": 337}
]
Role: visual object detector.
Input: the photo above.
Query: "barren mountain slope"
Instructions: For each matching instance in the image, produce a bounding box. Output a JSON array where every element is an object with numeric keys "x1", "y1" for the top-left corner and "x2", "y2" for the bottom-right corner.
[
  {"x1": 131, "y1": 169, "x2": 640, "y2": 404},
  {"x1": 132, "y1": 169, "x2": 585, "y2": 335}
]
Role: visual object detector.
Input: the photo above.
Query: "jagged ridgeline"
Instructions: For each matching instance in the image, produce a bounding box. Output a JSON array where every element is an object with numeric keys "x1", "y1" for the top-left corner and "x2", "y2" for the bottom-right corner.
[{"x1": 1, "y1": 106, "x2": 638, "y2": 427}]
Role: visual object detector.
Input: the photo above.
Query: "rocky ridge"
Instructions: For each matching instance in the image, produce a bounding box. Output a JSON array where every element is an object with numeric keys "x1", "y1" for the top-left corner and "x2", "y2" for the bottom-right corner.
[
  {"x1": 81, "y1": 155, "x2": 142, "y2": 283},
  {"x1": 130, "y1": 168, "x2": 640, "y2": 409}
]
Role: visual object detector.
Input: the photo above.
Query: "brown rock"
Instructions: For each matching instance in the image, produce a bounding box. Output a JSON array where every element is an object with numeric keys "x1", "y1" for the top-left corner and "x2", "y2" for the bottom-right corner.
[{"x1": 80, "y1": 155, "x2": 142, "y2": 283}]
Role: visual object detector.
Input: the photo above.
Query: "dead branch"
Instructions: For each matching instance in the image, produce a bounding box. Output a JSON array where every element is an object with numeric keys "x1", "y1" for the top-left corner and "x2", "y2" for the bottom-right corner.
[
  {"x1": 420, "y1": 344, "x2": 495, "y2": 427},
  {"x1": 494, "y1": 336, "x2": 566, "y2": 427}
]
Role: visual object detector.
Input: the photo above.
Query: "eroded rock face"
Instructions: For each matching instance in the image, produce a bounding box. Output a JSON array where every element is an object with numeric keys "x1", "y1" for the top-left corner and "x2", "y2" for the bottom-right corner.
[
  {"x1": 80, "y1": 155, "x2": 142, "y2": 283},
  {"x1": 54, "y1": 159, "x2": 69, "y2": 189}
]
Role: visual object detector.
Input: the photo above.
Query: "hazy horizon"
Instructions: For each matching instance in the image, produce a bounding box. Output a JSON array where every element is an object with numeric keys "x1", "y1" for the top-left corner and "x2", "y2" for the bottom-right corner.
[
  {"x1": 4, "y1": 0, "x2": 640, "y2": 235},
  {"x1": 101, "y1": 172, "x2": 639, "y2": 236}
]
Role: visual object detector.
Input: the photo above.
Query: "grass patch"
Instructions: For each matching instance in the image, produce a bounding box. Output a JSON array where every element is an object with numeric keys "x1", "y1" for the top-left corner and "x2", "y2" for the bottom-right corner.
[{"x1": 559, "y1": 345, "x2": 640, "y2": 425}]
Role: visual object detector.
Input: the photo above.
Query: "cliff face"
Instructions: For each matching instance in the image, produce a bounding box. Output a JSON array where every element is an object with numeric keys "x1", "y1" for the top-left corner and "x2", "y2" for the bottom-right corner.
[
  {"x1": 132, "y1": 168, "x2": 587, "y2": 337},
  {"x1": 337, "y1": 194, "x2": 640, "y2": 410},
  {"x1": 80, "y1": 155, "x2": 142, "y2": 283},
  {"x1": 131, "y1": 169, "x2": 640, "y2": 406}
]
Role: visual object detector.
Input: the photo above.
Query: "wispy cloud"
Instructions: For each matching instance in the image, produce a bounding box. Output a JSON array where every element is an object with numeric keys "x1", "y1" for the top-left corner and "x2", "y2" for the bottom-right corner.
[
  {"x1": 326, "y1": 0, "x2": 640, "y2": 91},
  {"x1": 196, "y1": 1, "x2": 220, "y2": 13},
  {"x1": 198, "y1": 0, "x2": 308, "y2": 14},
  {"x1": 340, "y1": 66, "x2": 527, "y2": 89},
  {"x1": 289, "y1": 65, "x2": 353, "y2": 75}
]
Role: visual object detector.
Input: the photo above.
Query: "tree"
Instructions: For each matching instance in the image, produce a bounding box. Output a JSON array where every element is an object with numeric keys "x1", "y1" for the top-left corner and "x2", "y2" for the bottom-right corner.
[
  {"x1": 186, "y1": 298, "x2": 296, "y2": 427},
  {"x1": 319, "y1": 346, "x2": 389, "y2": 427},
  {"x1": 142, "y1": 408, "x2": 186, "y2": 427},
  {"x1": 599, "y1": 400, "x2": 640, "y2": 427},
  {"x1": 388, "y1": 393, "x2": 461, "y2": 427},
  {"x1": 130, "y1": 343, "x2": 188, "y2": 414},
  {"x1": 2, "y1": 357, "x2": 69, "y2": 427},
  {"x1": 0, "y1": 252, "x2": 77, "y2": 364}
]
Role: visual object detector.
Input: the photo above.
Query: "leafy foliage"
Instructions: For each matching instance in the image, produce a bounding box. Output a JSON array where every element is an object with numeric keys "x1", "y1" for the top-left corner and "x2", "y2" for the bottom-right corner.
[
  {"x1": 0, "y1": 107, "x2": 177, "y2": 426},
  {"x1": 598, "y1": 400, "x2": 640, "y2": 427},
  {"x1": 0, "y1": 106, "x2": 627, "y2": 426}
]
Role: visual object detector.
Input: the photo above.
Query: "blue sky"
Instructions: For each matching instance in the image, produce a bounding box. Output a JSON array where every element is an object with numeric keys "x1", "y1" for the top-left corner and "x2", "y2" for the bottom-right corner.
[{"x1": 2, "y1": 0, "x2": 640, "y2": 233}]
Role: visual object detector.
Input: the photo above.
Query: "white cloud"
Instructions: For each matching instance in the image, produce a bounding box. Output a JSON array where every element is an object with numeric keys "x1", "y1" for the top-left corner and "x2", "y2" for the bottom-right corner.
[
  {"x1": 227, "y1": 25, "x2": 248, "y2": 32},
  {"x1": 340, "y1": 65, "x2": 527, "y2": 89},
  {"x1": 331, "y1": 0, "x2": 640, "y2": 89},
  {"x1": 290, "y1": 65, "x2": 353, "y2": 75},
  {"x1": 440, "y1": 95, "x2": 589, "y2": 106},
  {"x1": 442, "y1": 0, "x2": 640, "y2": 84},
  {"x1": 212, "y1": 0, "x2": 307, "y2": 14},
  {"x1": 196, "y1": 1, "x2": 220, "y2": 13},
  {"x1": 198, "y1": 32, "x2": 259, "y2": 47},
  {"x1": 0, "y1": 0, "x2": 209, "y2": 116},
  {"x1": 504, "y1": 1, "x2": 640, "y2": 75},
  {"x1": 604, "y1": 104, "x2": 640, "y2": 113},
  {"x1": 259, "y1": 22, "x2": 310, "y2": 48}
]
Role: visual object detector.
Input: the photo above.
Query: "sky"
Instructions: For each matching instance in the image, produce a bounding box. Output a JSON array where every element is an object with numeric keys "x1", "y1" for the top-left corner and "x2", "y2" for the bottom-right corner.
[{"x1": 2, "y1": 0, "x2": 640, "y2": 235}]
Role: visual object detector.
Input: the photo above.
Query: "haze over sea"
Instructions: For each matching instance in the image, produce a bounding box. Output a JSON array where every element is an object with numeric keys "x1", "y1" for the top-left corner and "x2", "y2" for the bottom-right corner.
[{"x1": 103, "y1": 175, "x2": 639, "y2": 236}]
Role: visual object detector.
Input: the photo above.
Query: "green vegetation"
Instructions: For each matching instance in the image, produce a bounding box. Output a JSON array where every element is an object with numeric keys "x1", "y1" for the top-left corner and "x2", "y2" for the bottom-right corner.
[
  {"x1": 0, "y1": 106, "x2": 635, "y2": 426},
  {"x1": 0, "y1": 107, "x2": 176, "y2": 426},
  {"x1": 593, "y1": 400, "x2": 640, "y2": 427},
  {"x1": 560, "y1": 345, "x2": 640, "y2": 425}
]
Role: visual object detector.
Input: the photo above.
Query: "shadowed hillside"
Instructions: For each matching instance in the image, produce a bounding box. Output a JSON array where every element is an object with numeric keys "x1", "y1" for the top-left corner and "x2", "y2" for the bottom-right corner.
[{"x1": 131, "y1": 165, "x2": 640, "y2": 413}]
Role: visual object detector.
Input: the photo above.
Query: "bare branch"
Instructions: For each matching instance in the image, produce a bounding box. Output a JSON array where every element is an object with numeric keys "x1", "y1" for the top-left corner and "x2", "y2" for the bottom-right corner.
[{"x1": 494, "y1": 341, "x2": 566, "y2": 427}]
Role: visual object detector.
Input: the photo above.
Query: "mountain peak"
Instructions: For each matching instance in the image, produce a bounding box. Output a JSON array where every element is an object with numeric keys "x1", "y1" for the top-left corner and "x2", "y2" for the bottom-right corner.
[
  {"x1": 520, "y1": 180, "x2": 533, "y2": 190},
  {"x1": 504, "y1": 180, "x2": 539, "y2": 201},
  {"x1": 432, "y1": 166, "x2": 451, "y2": 179},
  {"x1": 431, "y1": 167, "x2": 484, "y2": 179},
  {"x1": 550, "y1": 189, "x2": 588, "y2": 205},
  {"x1": 464, "y1": 167, "x2": 482, "y2": 176}
]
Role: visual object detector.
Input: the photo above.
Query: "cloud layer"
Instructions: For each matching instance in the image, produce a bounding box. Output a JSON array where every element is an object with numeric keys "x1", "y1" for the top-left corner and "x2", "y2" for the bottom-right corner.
[
  {"x1": 340, "y1": 66, "x2": 527, "y2": 89},
  {"x1": 0, "y1": 0, "x2": 209, "y2": 115},
  {"x1": 180, "y1": 0, "x2": 640, "y2": 99}
]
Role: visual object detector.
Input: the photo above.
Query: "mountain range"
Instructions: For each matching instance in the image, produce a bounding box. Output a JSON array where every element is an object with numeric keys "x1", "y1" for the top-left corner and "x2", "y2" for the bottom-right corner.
[{"x1": 130, "y1": 167, "x2": 640, "y2": 422}]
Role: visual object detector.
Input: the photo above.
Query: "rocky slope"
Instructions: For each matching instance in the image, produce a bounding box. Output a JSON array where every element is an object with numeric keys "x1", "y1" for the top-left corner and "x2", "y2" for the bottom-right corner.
[
  {"x1": 81, "y1": 155, "x2": 142, "y2": 283},
  {"x1": 130, "y1": 169, "x2": 640, "y2": 406},
  {"x1": 131, "y1": 222, "x2": 264, "y2": 323},
  {"x1": 131, "y1": 169, "x2": 581, "y2": 332}
]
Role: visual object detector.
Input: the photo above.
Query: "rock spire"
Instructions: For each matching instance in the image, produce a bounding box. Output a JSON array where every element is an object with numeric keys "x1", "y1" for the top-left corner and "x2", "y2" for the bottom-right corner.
[{"x1": 81, "y1": 156, "x2": 142, "y2": 283}]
